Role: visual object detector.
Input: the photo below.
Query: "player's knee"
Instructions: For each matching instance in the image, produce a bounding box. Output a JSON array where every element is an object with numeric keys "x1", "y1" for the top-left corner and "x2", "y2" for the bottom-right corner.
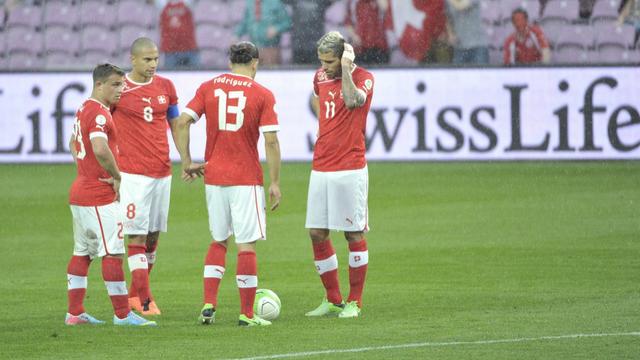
[
  {"x1": 128, "y1": 234, "x2": 147, "y2": 245},
  {"x1": 344, "y1": 231, "x2": 364, "y2": 242},
  {"x1": 309, "y1": 229, "x2": 330, "y2": 242}
]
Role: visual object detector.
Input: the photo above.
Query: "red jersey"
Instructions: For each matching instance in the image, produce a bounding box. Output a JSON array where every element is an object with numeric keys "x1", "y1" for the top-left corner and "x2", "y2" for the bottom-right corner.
[
  {"x1": 69, "y1": 99, "x2": 118, "y2": 206},
  {"x1": 185, "y1": 73, "x2": 279, "y2": 186},
  {"x1": 312, "y1": 65, "x2": 374, "y2": 172},
  {"x1": 160, "y1": 1, "x2": 197, "y2": 53},
  {"x1": 112, "y1": 74, "x2": 178, "y2": 178},
  {"x1": 503, "y1": 25, "x2": 549, "y2": 65}
]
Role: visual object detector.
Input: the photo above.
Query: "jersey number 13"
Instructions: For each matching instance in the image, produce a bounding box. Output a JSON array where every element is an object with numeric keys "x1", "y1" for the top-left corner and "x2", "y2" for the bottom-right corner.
[{"x1": 215, "y1": 89, "x2": 247, "y2": 131}]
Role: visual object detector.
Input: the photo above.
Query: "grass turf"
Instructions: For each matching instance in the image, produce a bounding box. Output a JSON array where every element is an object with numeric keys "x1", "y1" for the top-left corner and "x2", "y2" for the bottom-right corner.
[{"x1": 0, "y1": 162, "x2": 638, "y2": 359}]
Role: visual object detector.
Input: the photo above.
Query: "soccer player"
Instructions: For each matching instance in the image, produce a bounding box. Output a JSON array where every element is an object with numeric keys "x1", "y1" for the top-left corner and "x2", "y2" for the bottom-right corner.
[
  {"x1": 66, "y1": 63, "x2": 156, "y2": 327},
  {"x1": 112, "y1": 38, "x2": 180, "y2": 315},
  {"x1": 305, "y1": 31, "x2": 374, "y2": 319},
  {"x1": 173, "y1": 41, "x2": 281, "y2": 326}
]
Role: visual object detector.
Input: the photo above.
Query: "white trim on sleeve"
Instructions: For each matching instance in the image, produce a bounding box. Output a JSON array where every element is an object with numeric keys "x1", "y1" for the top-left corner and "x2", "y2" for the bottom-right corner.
[
  {"x1": 260, "y1": 124, "x2": 280, "y2": 133},
  {"x1": 89, "y1": 132, "x2": 108, "y2": 140},
  {"x1": 183, "y1": 108, "x2": 200, "y2": 122}
]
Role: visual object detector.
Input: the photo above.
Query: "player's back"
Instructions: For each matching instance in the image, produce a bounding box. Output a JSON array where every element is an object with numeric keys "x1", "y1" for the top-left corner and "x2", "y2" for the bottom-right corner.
[
  {"x1": 69, "y1": 99, "x2": 118, "y2": 206},
  {"x1": 189, "y1": 73, "x2": 278, "y2": 186}
]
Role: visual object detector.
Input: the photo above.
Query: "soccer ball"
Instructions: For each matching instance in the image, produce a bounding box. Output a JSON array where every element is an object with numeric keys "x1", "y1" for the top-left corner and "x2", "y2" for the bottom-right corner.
[{"x1": 253, "y1": 288, "x2": 281, "y2": 321}]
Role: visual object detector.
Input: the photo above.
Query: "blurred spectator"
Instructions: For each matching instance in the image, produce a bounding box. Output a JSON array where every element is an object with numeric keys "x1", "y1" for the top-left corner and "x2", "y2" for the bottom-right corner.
[
  {"x1": 236, "y1": 0, "x2": 291, "y2": 66},
  {"x1": 618, "y1": 0, "x2": 640, "y2": 46},
  {"x1": 283, "y1": 0, "x2": 334, "y2": 65},
  {"x1": 158, "y1": 0, "x2": 199, "y2": 69},
  {"x1": 345, "y1": 0, "x2": 390, "y2": 65},
  {"x1": 503, "y1": 8, "x2": 550, "y2": 65},
  {"x1": 445, "y1": 0, "x2": 489, "y2": 65},
  {"x1": 422, "y1": 0, "x2": 450, "y2": 64}
]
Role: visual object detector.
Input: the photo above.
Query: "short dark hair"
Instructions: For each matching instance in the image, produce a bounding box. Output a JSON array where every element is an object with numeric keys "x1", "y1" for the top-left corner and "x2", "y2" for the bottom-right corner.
[
  {"x1": 92, "y1": 63, "x2": 125, "y2": 84},
  {"x1": 511, "y1": 8, "x2": 529, "y2": 21},
  {"x1": 229, "y1": 41, "x2": 259, "y2": 64}
]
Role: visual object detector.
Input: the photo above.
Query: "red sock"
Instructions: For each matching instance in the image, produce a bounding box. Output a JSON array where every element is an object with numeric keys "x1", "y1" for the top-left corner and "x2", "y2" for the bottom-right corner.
[
  {"x1": 146, "y1": 239, "x2": 158, "y2": 274},
  {"x1": 127, "y1": 244, "x2": 151, "y2": 304},
  {"x1": 102, "y1": 257, "x2": 130, "y2": 319},
  {"x1": 312, "y1": 240, "x2": 342, "y2": 304},
  {"x1": 67, "y1": 255, "x2": 91, "y2": 315},
  {"x1": 129, "y1": 240, "x2": 159, "y2": 298},
  {"x1": 347, "y1": 239, "x2": 369, "y2": 307},
  {"x1": 203, "y1": 242, "x2": 227, "y2": 306},
  {"x1": 237, "y1": 251, "x2": 257, "y2": 318}
]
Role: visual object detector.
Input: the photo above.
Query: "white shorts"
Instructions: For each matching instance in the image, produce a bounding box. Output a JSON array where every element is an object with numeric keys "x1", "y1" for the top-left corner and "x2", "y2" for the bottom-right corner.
[
  {"x1": 70, "y1": 202, "x2": 125, "y2": 259},
  {"x1": 305, "y1": 166, "x2": 369, "y2": 232},
  {"x1": 120, "y1": 172, "x2": 171, "y2": 235},
  {"x1": 206, "y1": 185, "x2": 267, "y2": 244}
]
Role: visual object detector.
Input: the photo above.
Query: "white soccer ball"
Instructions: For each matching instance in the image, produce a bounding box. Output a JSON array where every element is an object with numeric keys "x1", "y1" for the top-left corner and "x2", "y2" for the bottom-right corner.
[{"x1": 254, "y1": 288, "x2": 281, "y2": 321}]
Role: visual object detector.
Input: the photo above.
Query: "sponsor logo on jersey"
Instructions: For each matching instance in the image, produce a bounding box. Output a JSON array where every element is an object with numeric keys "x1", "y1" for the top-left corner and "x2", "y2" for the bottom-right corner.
[
  {"x1": 142, "y1": 97, "x2": 152, "y2": 104},
  {"x1": 328, "y1": 90, "x2": 336, "y2": 99}
]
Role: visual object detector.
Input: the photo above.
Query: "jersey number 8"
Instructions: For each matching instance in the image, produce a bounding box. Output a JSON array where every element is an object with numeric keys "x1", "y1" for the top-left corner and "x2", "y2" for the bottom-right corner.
[
  {"x1": 214, "y1": 89, "x2": 247, "y2": 131},
  {"x1": 143, "y1": 106, "x2": 153, "y2": 122}
]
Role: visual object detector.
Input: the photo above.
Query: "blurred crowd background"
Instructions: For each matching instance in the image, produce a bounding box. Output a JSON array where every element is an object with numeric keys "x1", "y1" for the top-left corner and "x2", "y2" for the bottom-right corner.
[{"x1": 0, "y1": 0, "x2": 636, "y2": 70}]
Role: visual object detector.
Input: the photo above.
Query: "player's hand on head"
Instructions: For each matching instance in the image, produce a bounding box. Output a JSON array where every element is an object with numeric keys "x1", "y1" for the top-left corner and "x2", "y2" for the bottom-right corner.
[
  {"x1": 269, "y1": 183, "x2": 281, "y2": 211},
  {"x1": 342, "y1": 43, "x2": 355, "y2": 65}
]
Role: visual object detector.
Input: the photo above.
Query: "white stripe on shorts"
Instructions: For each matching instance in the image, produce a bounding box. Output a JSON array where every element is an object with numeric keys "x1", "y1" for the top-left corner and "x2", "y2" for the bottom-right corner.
[
  {"x1": 204, "y1": 265, "x2": 226, "y2": 279},
  {"x1": 128, "y1": 254, "x2": 148, "y2": 271},
  {"x1": 67, "y1": 274, "x2": 87, "y2": 290},
  {"x1": 236, "y1": 275, "x2": 258, "y2": 288},
  {"x1": 349, "y1": 251, "x2": 369, "y2": 268},
  {"x1": 104, "y1": 281, "x2": 128, "y2": 296},
  {"x1": 314, "y1": 254, "x2": 338, "y2": 275}
]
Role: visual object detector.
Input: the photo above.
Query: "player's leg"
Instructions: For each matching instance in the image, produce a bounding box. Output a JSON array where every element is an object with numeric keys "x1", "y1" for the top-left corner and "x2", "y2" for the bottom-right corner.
[
  {"x1": 120, "y1": 173, "x2": 154, "y2": 312},
  {"x1": 94, "y1": 202, "x2": 156, "y2": 326},
  {"x1": 200, "y1": 185, "x2": 232, "y2": 324},
  {"x1": 330, "y1": 167, "x2": 369, "y2": 319},
  {"x1": 65, "y1": 206, "x2": 103, "y2": 325},
  {"x1": 145, "y1": 175, "x2": 171, "y2": 275},
  {"x1": 340, "y1": 231, "x2": 368, "y2": 318},
  {"x1": 305, "y1": 171, "x2": 344, "y2": 316},
  {"x1": 231, "y1": 185, "x2": 270, "y2": 326}
]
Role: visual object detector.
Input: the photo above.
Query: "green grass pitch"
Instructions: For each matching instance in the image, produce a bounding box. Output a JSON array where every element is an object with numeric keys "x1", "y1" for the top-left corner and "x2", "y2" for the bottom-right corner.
[{"x1": 0, "y1": 162, "x2": 638, "y2": 359}]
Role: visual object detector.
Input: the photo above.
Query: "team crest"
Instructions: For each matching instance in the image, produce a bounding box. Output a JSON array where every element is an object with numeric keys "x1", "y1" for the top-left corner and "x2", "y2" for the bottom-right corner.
[
  {"x1": 157, "y1": 95, "x2": 167, "y2": 104},
  {"x1": 95, "y1": 114, "x2": 107, "y2": 126}
]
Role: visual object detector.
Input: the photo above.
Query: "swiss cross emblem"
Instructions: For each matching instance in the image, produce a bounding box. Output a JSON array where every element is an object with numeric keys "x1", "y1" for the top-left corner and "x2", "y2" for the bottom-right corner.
[
  {"x1": 354, "y1": 256, "x2": 361, "y2": 262},
  {"x1": 157, "y1": 95, "x2": 166, "y2": 104}
]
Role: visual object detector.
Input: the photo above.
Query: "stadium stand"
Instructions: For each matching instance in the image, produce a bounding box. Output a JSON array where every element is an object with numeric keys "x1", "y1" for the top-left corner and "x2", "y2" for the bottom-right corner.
[{"x1": 0, "y1": 0, "x2": 634, "y2": 70}]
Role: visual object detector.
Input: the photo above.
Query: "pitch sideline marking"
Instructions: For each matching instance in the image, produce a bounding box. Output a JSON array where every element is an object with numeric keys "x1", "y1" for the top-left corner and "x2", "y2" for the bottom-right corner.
[{"x1": 226, "y1": 331, "x2": 640, "y2": 360}]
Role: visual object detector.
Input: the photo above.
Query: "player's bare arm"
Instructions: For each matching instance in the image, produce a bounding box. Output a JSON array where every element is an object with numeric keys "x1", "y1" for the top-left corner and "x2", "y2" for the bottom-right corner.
[
  {"x1": 69, "y1": 134, "x2": 78, "y2": 163},
  {"x1": 173, "y1": 112, "x2": 204, "y2": 182},
  {"x1": 340, "y1": 44, "x2": 366, "y2": 109},
  {"x1": 92, "y1": 136, "x2": 121, "y2": 201},
  {"x1": 264, "y1": 131, "x2": 281, "y2": 211},
  {"x1": 310, "y1": 94, "x2": 320, "y2": 119}
]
